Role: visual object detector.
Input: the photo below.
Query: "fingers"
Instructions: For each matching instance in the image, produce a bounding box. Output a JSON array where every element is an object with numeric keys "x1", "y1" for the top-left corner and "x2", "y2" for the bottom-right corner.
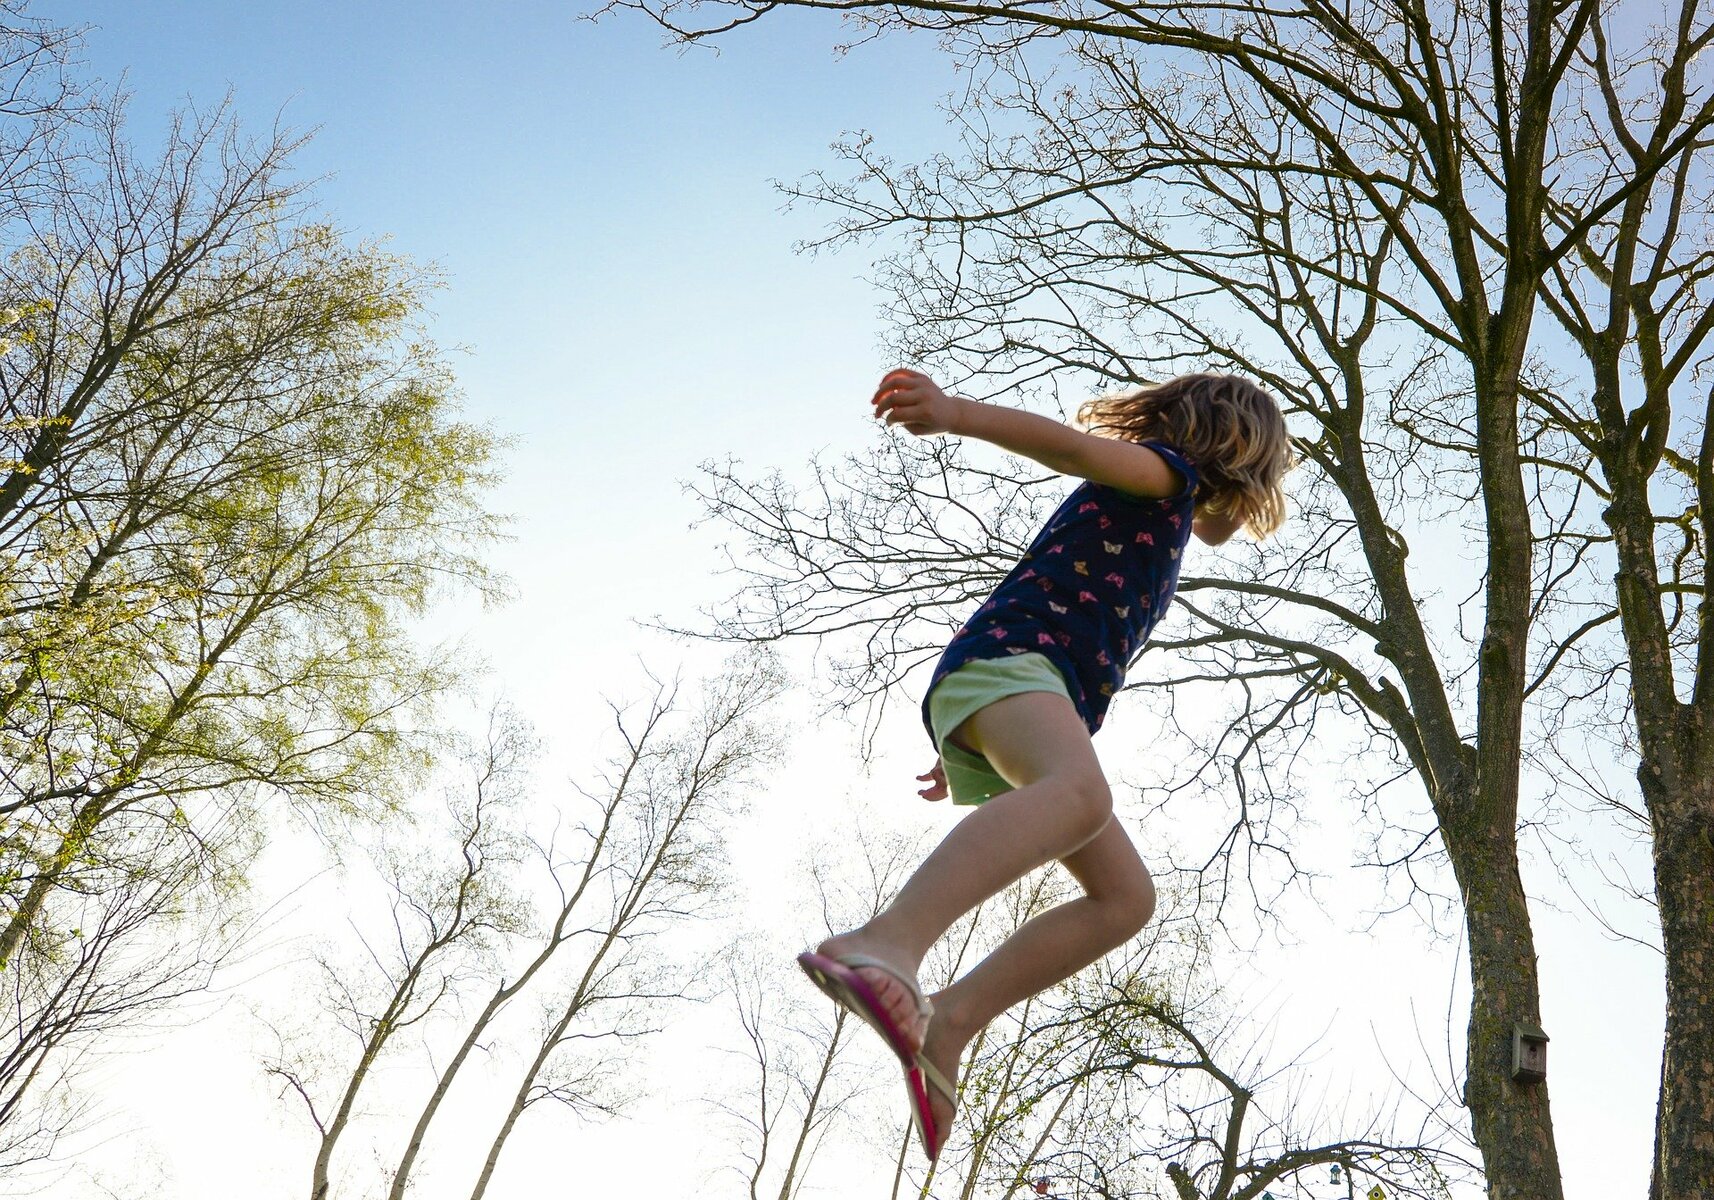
[
  {"x1": 872, "y1": 387, "x2": 916, "y2": 418},
  {"x1": 876, "y1": 395, "x2": 927, "y2": 430},
  {"x1": 873, "y1": 371, "x2": 952, "y2": 441},
  {"x1": 871, "y1": 369, "x2": 927, "y2": 410},
  {"x1": 874, "y1": 379, "x2": 931, "y2": 427},
  {"x1": 916, "y1": 763, "x2": 948, "y2": 801}
]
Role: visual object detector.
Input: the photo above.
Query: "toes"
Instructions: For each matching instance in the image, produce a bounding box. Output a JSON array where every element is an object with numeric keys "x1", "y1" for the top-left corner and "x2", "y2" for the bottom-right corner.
[
  {"x1": 879, "y1": 976, "x2": 916, "y2": 1026},
  {"x1": 859, "y1": 969, "x2": 925, "y2": 1049}
]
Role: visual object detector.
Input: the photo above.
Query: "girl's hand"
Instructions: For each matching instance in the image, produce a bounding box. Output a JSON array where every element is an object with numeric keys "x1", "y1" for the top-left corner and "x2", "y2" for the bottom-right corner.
[
  {"x1": 916, "y1": 759, "x2": 949, "y2": 802},
  {"x1": 873, "y1": 369, "x2": 966, "y2": 436}
]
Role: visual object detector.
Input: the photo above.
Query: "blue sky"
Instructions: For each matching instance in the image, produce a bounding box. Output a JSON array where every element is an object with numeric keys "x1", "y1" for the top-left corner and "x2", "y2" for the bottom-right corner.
[
  {"x1": 32, "y1": 5, "x2": 1663, "y2": 1198},
  {"x1": 42, "y1": 0, "x2": 972, "y2": 732}
]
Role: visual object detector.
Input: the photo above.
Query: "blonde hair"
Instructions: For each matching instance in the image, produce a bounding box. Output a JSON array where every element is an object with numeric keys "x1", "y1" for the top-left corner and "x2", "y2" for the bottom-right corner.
[{"x1": 1078, "y1": 373, "x2": 1293, "y2": 538}]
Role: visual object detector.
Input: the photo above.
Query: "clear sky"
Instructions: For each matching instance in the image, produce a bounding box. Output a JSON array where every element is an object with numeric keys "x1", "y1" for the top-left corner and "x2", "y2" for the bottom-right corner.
[
  {"x1": 28, "y1": 3, "x2": 1661, "y2": 1198},
  {"x1": 44, "y1": 0, "x2": 962, "y2": 734}
]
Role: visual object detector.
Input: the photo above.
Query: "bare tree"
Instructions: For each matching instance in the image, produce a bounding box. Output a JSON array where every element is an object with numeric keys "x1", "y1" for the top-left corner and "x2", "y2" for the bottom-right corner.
[
  {"x1": 602, "y1": 1, "x2": 1714, "y2": 1194},
  {"x1": 1030, "y1": 959, "x2": 1476, "y2": 1200},
  {"x1": 1525, "y1": 21, "x2": 1714, "y2": 1197},
  {"x1": 0, "y1": 6, "x2": 81, "y2": 200},
  {"x1": 264, "y1": 707, "x2": 533, "y2": 1200},
  {"x1": 462, "y1": 661, "x2": 782, "y2": 1199},
  {"x1": 714, "y1": 947, "x2": 862, "y2": 1200},
  {"x1": 0, "y1": 796, "x2": 256, "y2": 1181},
  {"x1": 268, "y1": 655, "x2": 783, "y2": 1200},
  {"x1": 709, "y1": 823, "x2": 936, "y2": 1200},
  {"x1": 710, "y1": 827, "x2": 1469, "y2": 1200},
  {"x1": 899, "y1": 879, "x2": 1472, "y2": 1200}
]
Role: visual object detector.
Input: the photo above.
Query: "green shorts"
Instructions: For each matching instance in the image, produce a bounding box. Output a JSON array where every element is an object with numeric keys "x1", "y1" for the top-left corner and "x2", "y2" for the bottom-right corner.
[{"x1": 926, "y1": 652, "x2": 1074, "y2": 806}]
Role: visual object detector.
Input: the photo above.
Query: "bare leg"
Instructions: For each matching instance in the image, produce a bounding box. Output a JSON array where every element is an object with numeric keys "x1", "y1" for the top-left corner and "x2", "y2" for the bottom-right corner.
[
  {"x1": 816, "y1": 689, "x2": 1122, "y2": 1051},
  {"x1": 917, "y1": 817, "x2": 1155, "y2": 1131}
]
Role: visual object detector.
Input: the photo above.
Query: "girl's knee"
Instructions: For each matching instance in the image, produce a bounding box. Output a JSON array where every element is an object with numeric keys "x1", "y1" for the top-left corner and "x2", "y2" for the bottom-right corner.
[
  {"x1": 1128, "y1": 869, "x2": 1157, "y2": 934},
  {"x1": 1063, "y1": 771, "x2": 1114, "y2": 839},
  {"x1": 1098, "y1": 861, "x2": 1155, "y2": 941}
]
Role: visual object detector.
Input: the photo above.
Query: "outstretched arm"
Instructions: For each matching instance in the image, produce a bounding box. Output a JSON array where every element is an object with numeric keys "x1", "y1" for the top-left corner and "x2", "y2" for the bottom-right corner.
[{"x1": 872, "y1": 369, "x2": 1185, "y2": 501}]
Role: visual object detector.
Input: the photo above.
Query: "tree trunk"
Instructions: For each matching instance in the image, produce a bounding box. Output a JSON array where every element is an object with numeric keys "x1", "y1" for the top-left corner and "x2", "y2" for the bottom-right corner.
[
  {"x1": 467, "y1": 1065, "x2": 535, "y2": 1200},
  {"x1": 1461, "y1": 296, "x2": 1563, "y2": 1197},
  {"x1": 776, "y1": 1012, "x2": 844, "y2": 1200},
  {"x1": 388, "y1": 987, "x2": 506, "y2": 1200},
  {"x1": 1645, "y1": 746, "x2": 1714, "y2": 1200},
  {"x1": 1600, "y1": 404, "x2": 1713, "y2": 1200},
  {"x1": 1443, "y1": 798, "x2": 1563, "y2": 1200}
]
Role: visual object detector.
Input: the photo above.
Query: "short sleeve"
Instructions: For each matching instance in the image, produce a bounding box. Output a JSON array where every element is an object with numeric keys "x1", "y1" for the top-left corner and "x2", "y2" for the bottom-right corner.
[{"x1": 1141, "y1": 441, "x2": 1200, "y2": 500}]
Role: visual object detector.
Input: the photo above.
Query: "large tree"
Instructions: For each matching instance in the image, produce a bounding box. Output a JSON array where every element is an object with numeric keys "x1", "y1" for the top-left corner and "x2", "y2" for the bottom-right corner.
[
  {"x1": 607, "y1": 1, "x2": 1714, "y2": 1196},
  {"x1": 0, "y1": 37, "x2": 503, "y2": 1164}
]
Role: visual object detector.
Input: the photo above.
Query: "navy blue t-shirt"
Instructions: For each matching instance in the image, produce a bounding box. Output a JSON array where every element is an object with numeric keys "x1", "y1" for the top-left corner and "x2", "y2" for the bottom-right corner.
[{"x1": 922, "y1": 442, "x2": 1201, "y2": 738}]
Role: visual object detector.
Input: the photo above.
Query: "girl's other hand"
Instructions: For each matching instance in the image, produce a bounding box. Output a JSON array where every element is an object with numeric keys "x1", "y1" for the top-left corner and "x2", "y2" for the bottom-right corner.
[
  {"x1": 916, "y1": 759, "x2": 949, "y2": 802},
  {"x1": 872, "y1": 369, "x2": 965, "y2": 437}
]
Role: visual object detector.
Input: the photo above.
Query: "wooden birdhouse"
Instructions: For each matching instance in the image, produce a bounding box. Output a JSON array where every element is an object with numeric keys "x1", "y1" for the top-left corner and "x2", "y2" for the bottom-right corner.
[{"x1": 1511, "y1": 1022, "x2": 1549, "y2": 1084}]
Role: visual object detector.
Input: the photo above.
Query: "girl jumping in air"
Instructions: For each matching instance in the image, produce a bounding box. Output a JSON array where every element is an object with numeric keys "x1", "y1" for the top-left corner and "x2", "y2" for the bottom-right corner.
[{"x1": 797, "y1": 368, "x2": 1293, "y2": 1162}]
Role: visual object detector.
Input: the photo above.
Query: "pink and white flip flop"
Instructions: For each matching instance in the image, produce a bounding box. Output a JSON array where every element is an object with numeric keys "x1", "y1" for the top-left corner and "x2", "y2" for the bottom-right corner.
[
  {"x1": 909, "y1": 1055, "x2": 957, "y2": 1163},
  {"x1": 795, "y1": 951, "x2": 954, "y2": 1163},
  {"x1": 795, "y1": 951, "x2": 932, "y2": 1062}
]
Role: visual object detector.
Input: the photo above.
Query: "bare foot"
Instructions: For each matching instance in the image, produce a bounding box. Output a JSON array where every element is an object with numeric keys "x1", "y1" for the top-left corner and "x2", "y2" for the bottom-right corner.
[{"x1": 815, "y1": 931, "x2": 929, "y2": 1055}]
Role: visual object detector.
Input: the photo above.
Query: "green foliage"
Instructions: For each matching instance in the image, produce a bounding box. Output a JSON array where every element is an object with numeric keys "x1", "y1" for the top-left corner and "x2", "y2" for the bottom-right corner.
[{"x1": 0, "y1": 82, "x2": 505, "y2": 1165}]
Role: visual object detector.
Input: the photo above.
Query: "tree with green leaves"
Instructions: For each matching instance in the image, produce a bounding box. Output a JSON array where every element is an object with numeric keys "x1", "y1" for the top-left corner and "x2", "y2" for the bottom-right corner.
[
  {"x1": 606, "y1": 1, "x2": 1714, "y2": 1196},
  {"x1": 0, "y1": 29, "x2": 503, "y2": 1163}
]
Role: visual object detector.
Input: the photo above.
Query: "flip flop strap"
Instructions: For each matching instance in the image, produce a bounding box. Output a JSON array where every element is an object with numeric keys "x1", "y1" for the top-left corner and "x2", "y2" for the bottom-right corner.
[
  {"x1": 918, "y1": 1056, "x2": 957, "y2": 1107},
  {"x1": 834, "y1": 953, "x2": 933, "y2": 1018}
]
